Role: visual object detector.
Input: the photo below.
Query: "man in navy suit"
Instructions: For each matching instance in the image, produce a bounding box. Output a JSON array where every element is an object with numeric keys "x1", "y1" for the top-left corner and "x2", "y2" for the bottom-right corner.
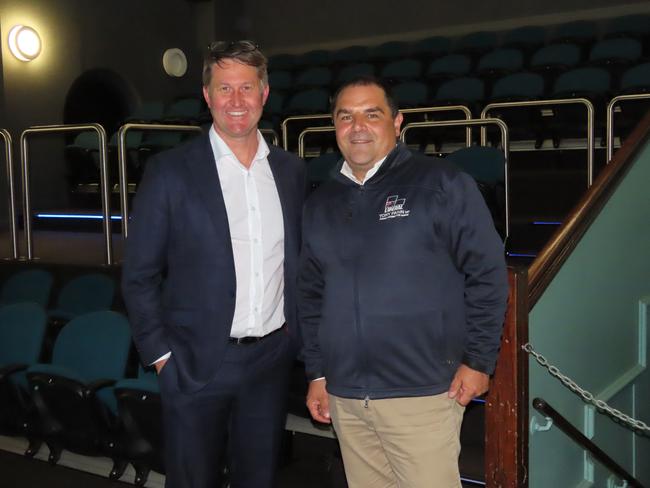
[{"x1": 122, "y1": 40, "x2": 305, "y2": 488}]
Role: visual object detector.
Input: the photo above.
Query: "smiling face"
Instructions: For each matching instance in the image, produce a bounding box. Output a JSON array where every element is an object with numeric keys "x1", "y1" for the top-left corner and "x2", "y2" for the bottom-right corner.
[
  {"x1": 202, "y1": 58, "x2": 269, "y2": 147},
  {"x1": 333, "y1": 83, "x2": 403, "y2": 181}
]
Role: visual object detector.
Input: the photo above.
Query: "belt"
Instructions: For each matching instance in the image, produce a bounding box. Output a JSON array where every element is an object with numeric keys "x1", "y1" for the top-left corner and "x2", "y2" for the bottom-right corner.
[{"x1": 228, "y1": 324, "x2": 285, "y2": 345}]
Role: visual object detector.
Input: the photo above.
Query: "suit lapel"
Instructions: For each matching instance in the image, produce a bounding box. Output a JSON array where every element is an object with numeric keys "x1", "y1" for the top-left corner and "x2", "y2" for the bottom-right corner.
[
  {"x1": 183, "y1": 134, "x2": 234, "y2": 246},
  {"x1": 268, "y1": 148, "x2": 297, "y2": 253}
]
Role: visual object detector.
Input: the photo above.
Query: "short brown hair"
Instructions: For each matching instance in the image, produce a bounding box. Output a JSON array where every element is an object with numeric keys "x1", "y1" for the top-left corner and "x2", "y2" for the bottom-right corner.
[{"x1": 202, "y1": 40, "x2": 268, "y2": 88}]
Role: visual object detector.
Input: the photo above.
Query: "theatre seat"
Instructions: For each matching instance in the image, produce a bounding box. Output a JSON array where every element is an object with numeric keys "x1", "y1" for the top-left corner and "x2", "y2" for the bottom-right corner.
[
  {"x1": 48, "y1": 273, "x2": 115, "y2": 323},
  {"x1": 26, "y1": 311, "x2": 132, "y2": 478},
  {"x1": 114, "y1": 366, "x2": 163, "y2": 486},
  {"x1": 0, "y1": 303, "x2": 48, "y2": 438},
  {"x1": 0, "y1": 269, "x2": 53, "y2": 308},
  {"x1": 446, "y1": 146, "x2": 506, "y2": 238}
]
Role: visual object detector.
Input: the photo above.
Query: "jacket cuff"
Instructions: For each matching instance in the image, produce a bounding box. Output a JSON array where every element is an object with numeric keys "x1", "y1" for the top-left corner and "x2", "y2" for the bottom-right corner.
[{"x1": 461, "y1": 354, "x2": 496, "y2": 375}]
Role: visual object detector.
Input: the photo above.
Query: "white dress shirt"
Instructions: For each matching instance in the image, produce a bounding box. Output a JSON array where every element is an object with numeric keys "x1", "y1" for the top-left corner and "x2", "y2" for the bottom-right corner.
[
  {"x1": 152, "y1": 128, "x2": 286, "y2": 364},
  {"x1": 210, "y1": 127, "x2": 286, "y2": 338}
]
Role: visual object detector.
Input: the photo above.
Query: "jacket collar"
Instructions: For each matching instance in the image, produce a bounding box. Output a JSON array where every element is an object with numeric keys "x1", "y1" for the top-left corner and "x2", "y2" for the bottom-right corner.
[{"x1": 334, "y1": 142, "x2": 412, "y2": 187}]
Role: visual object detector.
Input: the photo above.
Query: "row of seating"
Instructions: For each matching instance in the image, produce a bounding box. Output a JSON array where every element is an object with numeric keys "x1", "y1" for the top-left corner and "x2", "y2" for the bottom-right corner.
[
  {"x1": 0, "y1": 303, "x2": 162, "y2": 485},
  {"x1": 268, "y1": 14, "x2": 650, "y2": 72},
  {"x1": 0, "y1": 269, "x2": 115, "y2": 321},
  {"x1": 268, "y1": 36, "x2": 647, "y2": 95},
  {"x1": 267, "y1": 61, "x2": 650, "y2": 120}
]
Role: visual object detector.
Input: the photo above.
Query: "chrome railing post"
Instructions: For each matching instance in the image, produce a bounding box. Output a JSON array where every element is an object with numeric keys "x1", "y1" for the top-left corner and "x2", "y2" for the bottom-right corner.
[
  {"x1": 401, "y1": 118, "x2": 510, "y2": 238},
  {"x1": 0, "y1": 129, "x2": 18, "y2": 259},
  {"x1": 259, "y1": 128, "x2": 279, "y2": 146},
  {"x1": 480, "y1": 98, "x2": 594, "y2": 188},
  {"x1": 297, "y1": 126, "x2": 336, "y2": 158},
  {"x1": 20, "y1": 124, "x2": 111, "y2": 264},
  {"x1": 606, "y1": 93, "x2": 650, "y2": 163},
  {"x1": 117, "y1": 123, "x2": 203, "y2": 238}
]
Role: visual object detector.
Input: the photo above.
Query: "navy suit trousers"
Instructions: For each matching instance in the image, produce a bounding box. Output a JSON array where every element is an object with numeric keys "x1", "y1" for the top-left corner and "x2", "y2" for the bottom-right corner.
[{"x1": 159, "y1": 330, "x2": 292, "y2": 488}]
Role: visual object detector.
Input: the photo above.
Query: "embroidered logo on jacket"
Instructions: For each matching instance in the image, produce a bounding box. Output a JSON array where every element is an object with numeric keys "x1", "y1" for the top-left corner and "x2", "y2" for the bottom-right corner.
[{"x1": 379, "y1": 195, "x2": 410, "y2": 221}]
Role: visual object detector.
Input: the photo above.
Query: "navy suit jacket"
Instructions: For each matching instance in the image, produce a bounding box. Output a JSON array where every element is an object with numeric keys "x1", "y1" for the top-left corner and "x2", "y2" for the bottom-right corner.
[{"x1": 122, "y1": 133, "x2": 305, "y2": 393}]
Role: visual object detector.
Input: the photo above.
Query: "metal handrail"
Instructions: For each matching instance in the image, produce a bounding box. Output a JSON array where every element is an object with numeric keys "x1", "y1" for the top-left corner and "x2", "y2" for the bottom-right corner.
[
  {"x1": 532, "y1": 398, "x2": 644, "y2": 488},
  {"x1": 117, "y1": 123, "x2": 203, "y2": 238},
  {"x1": 282, "y1": 105, "x2": 474, "y2": 152},
  {"x1": 20, "y1": 124, "x2": 111, "y2": 264},
  {"x1": 281, "y1": 114, "x2": 331, "y2": 150},
  {"x1": 480, "y1": 98, "x2": 595, "y2": 187},
  {"x1": 606, "y1": 93, "x2": 650, "y2": 162},
  {"x1": 0, "y1": 129, "x2": 18, "y2": 259},
  {"x1": 399, "y1": 105, "x2": 473, "y2": 147},
  {"x1": 297, "y1": 126, "x2": 335, "y2": 158},
  {"x1": 400, "y1": 118, "x2": 510, "y2": 238},
  {"x1": 260, "y1": 128, "x2": 279, "y2": 146}
]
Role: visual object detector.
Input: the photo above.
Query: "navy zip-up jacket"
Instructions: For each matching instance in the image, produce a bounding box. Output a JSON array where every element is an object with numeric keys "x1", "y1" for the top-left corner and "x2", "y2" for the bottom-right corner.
[{"x1": 298, "y1": 143, "x2": 508, "y2": 400}]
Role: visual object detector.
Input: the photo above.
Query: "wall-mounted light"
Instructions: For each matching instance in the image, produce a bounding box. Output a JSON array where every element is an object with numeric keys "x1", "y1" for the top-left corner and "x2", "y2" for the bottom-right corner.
[{"x1": 8, "y1": 25, "x2": 42, "y2": 62}]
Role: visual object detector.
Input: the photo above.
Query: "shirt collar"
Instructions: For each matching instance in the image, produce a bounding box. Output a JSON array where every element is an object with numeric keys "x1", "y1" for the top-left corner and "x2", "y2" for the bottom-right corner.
[
  {"x1": 340, "y1": 153, "x2": 389, "y2": 185},
  {"x1": 208, "y1": 125, "x2": 270, "y2": 167}
]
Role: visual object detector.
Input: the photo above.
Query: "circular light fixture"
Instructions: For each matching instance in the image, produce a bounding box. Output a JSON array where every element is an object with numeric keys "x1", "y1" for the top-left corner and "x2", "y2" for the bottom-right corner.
[
  {"x1": 8, "y1": 25, "x2": 42, "y2": 62},
  {"x1": 162, "y1": 48, "x2": 188, "y2": 77}
]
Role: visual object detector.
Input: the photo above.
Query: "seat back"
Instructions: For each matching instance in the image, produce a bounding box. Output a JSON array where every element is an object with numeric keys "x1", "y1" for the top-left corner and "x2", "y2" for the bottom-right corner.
[
  {"x1": 268, "y1": 70, "x2": 293, "y2": 91},
  {"x1": 54, "y1": 273, "x2": 115, "y2": 319},
  {"x1": 294, "y1": 66, "x2": 333, "y2": 88},
  {"x1": 391, "y1": 81, "x2": 429, "y2": 108},
  {"x1": 285, "y1": 88, "x2": 330, "y2": 114},
  {"x1": 477, "y1": 48, "x2": 524, "y2": 74},
  {"x1": 620, "y1": 62, "x2": 650, "y2": 92},
  {"x1": 446, "y1": 146, "x2": 505, "y2": 185},
  {"x1": 552, "y1": 67, "x2": 611, "y2": 98},
  {"x1": 435, "y1": 77, "x2": 485, "y2": 104},
  {"x1": 0, "y1": 302, "x2": 47, "y2": 366},
  {"x1": 530, "y1": 43, "x2": 581, "y2": 71},
  {"x1": 426, "y1": 54, "x2": 472, "y2": 78},
  {"x1": 380, "y1": 59, "x2": 423, "y2": 82},
  {"x1": 336, "y1": 63, "x2": 376, "y2": 84},
  {"x1": 1, "y1": 269, "x2": 53, "y2": 308},
  {"x1": 51, "y1": 311, "x2": 131, "y2": 383},
  {"x1": 490, "y1": 72, "x2": 545, "y2": 101},
  {"x1": 589, "y1": 38, "x2": 643, "y2": 64}
]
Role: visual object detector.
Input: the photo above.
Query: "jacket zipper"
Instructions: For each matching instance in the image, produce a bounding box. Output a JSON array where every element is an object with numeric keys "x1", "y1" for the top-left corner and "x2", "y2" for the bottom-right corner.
[{"x1": 353, "y1": 185, "x2": 370, "y2": 404}]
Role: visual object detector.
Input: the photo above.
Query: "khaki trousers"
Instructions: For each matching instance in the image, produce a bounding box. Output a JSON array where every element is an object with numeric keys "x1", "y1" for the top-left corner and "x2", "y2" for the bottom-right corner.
[{"x1": 329, "y1": 392, "x2": 465, "y2": 488}]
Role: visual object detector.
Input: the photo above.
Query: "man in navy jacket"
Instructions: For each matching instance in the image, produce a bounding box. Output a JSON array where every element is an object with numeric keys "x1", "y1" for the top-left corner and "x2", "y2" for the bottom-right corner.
[
  {"x1": 299, "y1": 76, "x2": 508, "y2": 488},
  {"x1": 122, "y1": 41, "x2": 304, "y2": 488}
]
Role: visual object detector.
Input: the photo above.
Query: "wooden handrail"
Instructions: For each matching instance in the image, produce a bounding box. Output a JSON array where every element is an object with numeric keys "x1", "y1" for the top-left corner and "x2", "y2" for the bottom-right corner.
[
  {"x1": 528, "y1": 109, "x2": 650, "y2": 308},
  {"x1": 485, "y1": 266, "x2": 529, "y2": 488}
]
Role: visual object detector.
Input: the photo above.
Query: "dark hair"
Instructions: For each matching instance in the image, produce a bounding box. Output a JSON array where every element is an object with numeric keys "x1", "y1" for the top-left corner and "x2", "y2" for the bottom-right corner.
[
  {"x1": 330, "y1": 76, "x2": 399, "y2": 118},
  {"x1": 202, "y1": 40, "x2": 268, "y2": 87}
]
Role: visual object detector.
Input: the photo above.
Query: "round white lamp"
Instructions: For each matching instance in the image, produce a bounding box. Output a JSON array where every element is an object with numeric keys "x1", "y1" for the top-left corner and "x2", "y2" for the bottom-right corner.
[{"x1": 8, "y1": 25, "x2": 42, "y2": 62}]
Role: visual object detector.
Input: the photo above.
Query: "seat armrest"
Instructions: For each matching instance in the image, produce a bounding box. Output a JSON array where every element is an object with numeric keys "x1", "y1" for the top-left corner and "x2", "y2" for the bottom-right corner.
[{"x1": 0, "y1": 364, "x2": 27, "y2": 381}]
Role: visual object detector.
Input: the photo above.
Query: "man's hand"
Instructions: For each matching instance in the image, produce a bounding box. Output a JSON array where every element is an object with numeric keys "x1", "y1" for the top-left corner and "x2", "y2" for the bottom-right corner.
[
  {"x1": 306, "y1": 379, "x2": 331, "y2": 424},
  {"x1": 154, "y1": 358, "x2": 168, "y2": 374},
  {"x1": 448, "y1": 364, "x2": 489, "y2": 406}
]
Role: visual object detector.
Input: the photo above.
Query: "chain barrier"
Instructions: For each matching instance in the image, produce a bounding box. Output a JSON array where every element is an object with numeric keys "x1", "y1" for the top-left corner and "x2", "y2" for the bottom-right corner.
[{"x1": 522, "y1": 342, "x2": 650, "y2": 432}]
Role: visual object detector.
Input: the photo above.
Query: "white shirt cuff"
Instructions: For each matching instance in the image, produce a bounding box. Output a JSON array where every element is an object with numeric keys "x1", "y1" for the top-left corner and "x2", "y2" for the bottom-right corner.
[{"x1": 151, "y1": 351, "x2": 171, "y2": 365}]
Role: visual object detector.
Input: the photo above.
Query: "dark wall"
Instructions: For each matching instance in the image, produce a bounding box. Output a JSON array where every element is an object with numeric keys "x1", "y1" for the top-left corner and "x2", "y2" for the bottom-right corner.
[
  {"x1": 0, "y1": 0, "x2": 212, "y2": 219},
  {"x1": 245, "y1": 0, "x2": 650, "y2": 52}
]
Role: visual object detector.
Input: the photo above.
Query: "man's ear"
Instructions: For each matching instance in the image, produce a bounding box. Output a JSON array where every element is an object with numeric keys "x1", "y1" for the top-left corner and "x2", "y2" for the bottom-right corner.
[{"x1": 394, "y1": 112, "x2": 404, "y2": 136}]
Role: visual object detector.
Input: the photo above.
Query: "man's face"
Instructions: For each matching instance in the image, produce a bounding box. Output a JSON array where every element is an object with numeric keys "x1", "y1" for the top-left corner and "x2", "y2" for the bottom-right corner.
[
  {"x1": 333, "y1": 84, "x2": 403, "y2": 178},
  {"x1": 202, "y1": 58, "x2": 269, "y2": 144}
]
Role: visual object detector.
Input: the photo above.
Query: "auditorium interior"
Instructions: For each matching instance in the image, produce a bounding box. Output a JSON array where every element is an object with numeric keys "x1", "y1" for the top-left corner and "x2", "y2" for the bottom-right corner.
[{"x1": 0, "y1": 0, "x2": 649, "y2": 486}]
